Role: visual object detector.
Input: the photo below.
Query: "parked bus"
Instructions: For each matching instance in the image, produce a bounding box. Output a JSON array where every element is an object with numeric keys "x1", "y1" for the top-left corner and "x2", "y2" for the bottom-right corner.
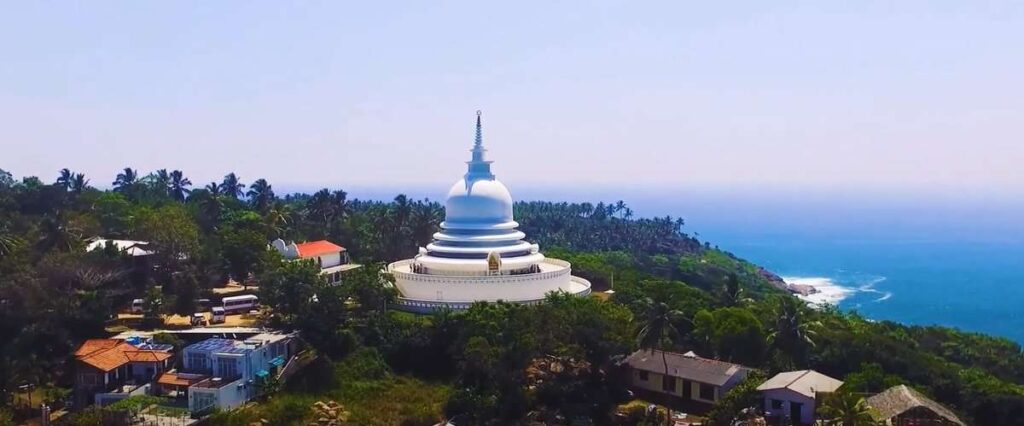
[
  {"x1": 221, "y1": 295, "x2": 258, "y2": 313},
  {"x1": 210, "y1": 307, "x2": 226, "y2": 324}
]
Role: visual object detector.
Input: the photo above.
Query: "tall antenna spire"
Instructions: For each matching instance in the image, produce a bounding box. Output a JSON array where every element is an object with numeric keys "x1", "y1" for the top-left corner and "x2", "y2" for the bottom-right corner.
[{"x1": 466, "y1": 110, "x2": 494, "y2": 179}]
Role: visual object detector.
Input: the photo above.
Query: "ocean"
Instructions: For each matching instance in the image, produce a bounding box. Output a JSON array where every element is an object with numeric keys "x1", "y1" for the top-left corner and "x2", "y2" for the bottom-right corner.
[
  {"x1": 311, "y1": 184, "x2": 1024, "y2": 343},
  {"x1": 621, "y1": 187, "x2": 1024, "y2": 344}
]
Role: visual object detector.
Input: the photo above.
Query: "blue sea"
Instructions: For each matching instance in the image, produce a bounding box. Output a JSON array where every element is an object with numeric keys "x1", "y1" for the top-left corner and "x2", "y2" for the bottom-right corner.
[
  {"x1": 310, "y1": 184, "x2": 1024, "y2": 343},
  {"x1": 596, "y1": 187, "x2": 1024, "y2": 344}
]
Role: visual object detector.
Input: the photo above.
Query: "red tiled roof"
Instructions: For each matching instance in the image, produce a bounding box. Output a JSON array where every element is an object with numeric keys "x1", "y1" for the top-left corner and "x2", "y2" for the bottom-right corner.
[
  {"x1": 76, "y1": 341, "x2": 171, "y2": 372},
  {"x1": 74, "y1": 339, "x2": 121, "y2": 357},
  {"x1": 125, "y1": 350, "x2": 172, "y2": 363},
  {"x1": 158, "y1": 372, "x2": 205, "y2": 387},
  {"x1": 295, "y1": 240, "x2": 344, "y2": 258}
]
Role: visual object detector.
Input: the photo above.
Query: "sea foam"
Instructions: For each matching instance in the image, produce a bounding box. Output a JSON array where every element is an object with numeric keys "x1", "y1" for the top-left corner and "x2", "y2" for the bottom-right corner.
[{"x1": 782, "y1": 275, "x2": 891, "y2": 306}]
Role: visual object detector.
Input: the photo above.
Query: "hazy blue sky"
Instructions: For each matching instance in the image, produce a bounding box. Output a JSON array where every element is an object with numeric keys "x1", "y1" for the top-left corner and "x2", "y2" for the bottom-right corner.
[{"x1": 2, "y1": 1, "x2": 1021, "y2": 194}]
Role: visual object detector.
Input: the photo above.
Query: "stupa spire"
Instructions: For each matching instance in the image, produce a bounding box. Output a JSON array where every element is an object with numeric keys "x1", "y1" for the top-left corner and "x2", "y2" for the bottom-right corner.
[
  {"x1": 467, "y1": 110, "x2": 493, "y2": 179},
  {"x1": 475, "y1": 109, "x2": 483, "y2": 148}
]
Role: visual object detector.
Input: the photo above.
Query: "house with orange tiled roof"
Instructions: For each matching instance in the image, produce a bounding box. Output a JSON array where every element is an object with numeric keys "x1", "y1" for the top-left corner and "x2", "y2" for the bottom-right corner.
[
  {"x1": 271, "y1": 238, "x2": 359, "y2": 284},
  {"x1": 73, "y1": 338, "x2": 174, "y2": 407}
]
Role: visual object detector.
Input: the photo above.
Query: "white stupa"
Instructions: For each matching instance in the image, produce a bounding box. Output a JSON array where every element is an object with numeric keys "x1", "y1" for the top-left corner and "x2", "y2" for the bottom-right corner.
[{"x1": 389, "y1": 111, "x2": 591, "y2": 312}]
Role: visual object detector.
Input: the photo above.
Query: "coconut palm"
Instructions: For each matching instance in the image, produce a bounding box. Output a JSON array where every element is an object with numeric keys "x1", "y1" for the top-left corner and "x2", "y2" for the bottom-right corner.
[
  {"x1": 36, "y1": 215, "x2": 81, "y2": 253},
  {"x1": 263, "y1": 202, "x2": 292, "y2": 240},
  {"x1": 153, "y1": 169, "x2": 171, "y2": 192},
  {"x1": 70, "y1": 173, "x2": 89, "y2": 193},
  {"x1": 247, "y1": 178, "x2": 275, "y2": 212},
  {"x1": 768, "y1": 296, "x2": 821, "y2": 364},
  {"x1": 636, "y1": 299, "x2": 684, "y2": 377},
  {"x1": 55, "y1": 168, "x2": 73, "y2": 190},
  {"x1": 306, "y1": 189, "x2": 336, "y2": 229},
  {"x1": 720, "y1": 272, "x2": 753, "y2": 307},
  {"x1": 219, "y1": 173, "x2": 244, "y2": 200},
  {"x1": 204, "y1": 181, "x2": 221, "y2": 196},
  {"x1": 636, "y1": 299, "x2": 685, "y2": 426},
  {"x1": 0, "y1": 226, "x2": 22, "y2": 258},
  {"x1": 112, "y1": 167, "x2": 139, "y2": 193},
  {"x1": 410, "y1": 201, "x2": 443, "y2": 247},
  {"x1": 168, "y1": 170, "x2": 192, "y2": 202},
  {"x1": 818, "y1": 392, "x2": 881, "y2": 426}
]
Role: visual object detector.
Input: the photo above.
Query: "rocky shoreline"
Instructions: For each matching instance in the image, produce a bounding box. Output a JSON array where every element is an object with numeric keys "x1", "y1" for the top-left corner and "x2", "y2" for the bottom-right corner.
[{"x1": 756, "y1": 266, "x2": 820, "y2": 296}]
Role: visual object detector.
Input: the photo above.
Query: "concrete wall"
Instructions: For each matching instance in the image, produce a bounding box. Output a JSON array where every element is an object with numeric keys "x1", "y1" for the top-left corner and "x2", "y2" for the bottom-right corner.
[
  {"x1": 761, "y1": 388, "x2": 817, "y2": 425},
  {"x1": 317, "y1": 252, "x2": 342, "y2": 268},
  {"x1": 628, "y1": 369, "x2": 720, "y2": 403},
  {"x1": 189, "y1": 378, "x2": 248, "y2": 413},
  {"x1": 391, "y1": 259, "x2": 580, "y2": 302}
]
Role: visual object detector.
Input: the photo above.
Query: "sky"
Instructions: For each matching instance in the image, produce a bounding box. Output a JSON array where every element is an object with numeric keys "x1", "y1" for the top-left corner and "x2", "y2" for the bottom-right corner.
[{"x1": 1, "y1": 1, "x2": 1022, "y2": 196}]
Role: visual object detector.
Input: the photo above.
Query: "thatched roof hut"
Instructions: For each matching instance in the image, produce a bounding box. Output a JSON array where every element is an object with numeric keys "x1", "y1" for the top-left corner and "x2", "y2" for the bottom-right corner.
[{"x1": 865, "y1": 385, "x2": 965, "y2": 426}]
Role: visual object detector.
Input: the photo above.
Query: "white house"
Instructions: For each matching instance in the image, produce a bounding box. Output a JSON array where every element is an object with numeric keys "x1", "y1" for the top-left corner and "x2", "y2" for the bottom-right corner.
[
  {"x1": 86, "y1": 238, "x2": 154, "y2": 257},
  {"x1": 184, "y1": 333, "x2": 296, "y2": 414},
  {"x1": 757, "y1": 370, "x2": 843, "y2": 425},
  {"x1": 623, "y1": 350, "x2": 752, "y2": 409},
  {"x1": 271, "y1": 239, "x2": 357, "y2": 284}
]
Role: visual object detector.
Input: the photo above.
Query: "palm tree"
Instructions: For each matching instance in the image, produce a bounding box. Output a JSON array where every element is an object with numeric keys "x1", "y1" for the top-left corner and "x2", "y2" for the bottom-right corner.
[
  {"x1": 410, "y1": 201, "x2": 443, "y2": 246},
  {"x1": 168, "y1": 170, "x2": 192, "y2": 202},
  {"x1": 112, "y1": 167, "x2": 138, "y2": 193},
  {"x1": 636, "y1": 299, "x2": 684, "y2": 380},
  {"x1": 720, "y1": 272, "x2": 752, "y2": 307},
  {"x1": 636, "y1": 299, "x2": 685, "y2": 426},
  {"x1": 36, "y1": 215, "x2": 81, "y2": 253},
  {"x1": 262, "y1": 202, "x2": 291, "y2": 239},
  {"x1": 818, "y1": 392, "x2": 881, "y2": 426},
  {"x1": 70, "y1": 173, "x2": 89, "y2": 193},
  {"x1": 768, "y1": 296, "x2": 821, "y2": 364},
  {"x1": 219, "y1": 173, "x2": 244, "y2": 200},
  {"x1": 204, "y1": 181, "x2": 221, "y2": 196},
  {"x1": 306, "y1": 188, "x2": 335, "y2": 229},
  {"x1": 247, "y1": 179, "x2": 275, "y2": 212},
  {"x1": 331, "y1": 190, "x2": 350, "y2": 219},
  {"x1": 153, "y1": 169, "x2": 171, "y2": 192},
  {"x1": 55, "y1": 168, "x2": 73, "y2": 190},
  {"x1": 0, "y1": 227, "x2": 22, "y2": 258}
]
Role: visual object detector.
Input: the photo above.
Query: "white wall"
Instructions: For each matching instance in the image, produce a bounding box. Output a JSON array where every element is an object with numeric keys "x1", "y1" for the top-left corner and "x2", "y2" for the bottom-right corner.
[
  {"x1": 392, "y1": 260, "x2": 579, "y2": 302},
  {"x1": 628, "y1": 369, "x2": 720, "y2": 403},
  {"x1": 761, "y1": 388, "x2": 817, "y2": 425},
  {"x1": 317, "y1": 252, "x2": 342, "y2": 268}
]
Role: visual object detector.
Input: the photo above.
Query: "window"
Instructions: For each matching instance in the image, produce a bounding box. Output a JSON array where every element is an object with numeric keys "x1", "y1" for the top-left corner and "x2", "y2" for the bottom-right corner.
[
  {"x1": 216, "y1": 358, "x2": 238, "y2": 379},
  {"x1": 638, "y1": 370, "x2": 649, "y2": 381},
  {"x1": 187, "y1": 353, "x2": 209, "y2": 373},
  {"x1": 193, "y1": 392, "x2": 217, "y2": 412},
  {"x1": 699, "y1": 383, "x2": 716, "y2": 401},
  {"x1": 771, "y1": 399, "x2": 784, "y2": 410},
  {"x1": 662, "y1": 376, "x2": 677, "y2": 393}
]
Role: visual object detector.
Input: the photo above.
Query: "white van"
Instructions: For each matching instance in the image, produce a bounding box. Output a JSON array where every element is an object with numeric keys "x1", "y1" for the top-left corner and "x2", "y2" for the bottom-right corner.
[
  {"x1": 130, "y1": 298, "x2": 144, "y2": 313},
  {"x1": 210, "y1": 307, "x2": 226, "y2": 324},
  {"x1": 221, "y1": 295, "x2": 258, "y2": 313}
]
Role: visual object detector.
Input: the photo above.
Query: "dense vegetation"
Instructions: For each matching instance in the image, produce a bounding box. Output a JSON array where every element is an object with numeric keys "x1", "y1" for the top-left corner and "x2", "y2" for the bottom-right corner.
[{"x1": 1, "y1": 167, "x2": 1023, "y2": 425}]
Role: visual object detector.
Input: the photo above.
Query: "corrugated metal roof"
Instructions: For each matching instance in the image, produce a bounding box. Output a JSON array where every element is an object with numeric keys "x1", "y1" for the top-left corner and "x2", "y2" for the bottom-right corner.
[
  {"x1": 624, "y1": 350, "x2": 751, "y2": 386},
  {"x1": 756, "y1": 370, "x2": 843, "y2": 398}
]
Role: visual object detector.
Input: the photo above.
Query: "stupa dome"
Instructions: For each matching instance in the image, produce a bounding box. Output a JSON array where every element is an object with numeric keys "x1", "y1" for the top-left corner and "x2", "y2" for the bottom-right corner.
[{"x1": 444, "y1": 177, "x2": 513, "y2": 225}]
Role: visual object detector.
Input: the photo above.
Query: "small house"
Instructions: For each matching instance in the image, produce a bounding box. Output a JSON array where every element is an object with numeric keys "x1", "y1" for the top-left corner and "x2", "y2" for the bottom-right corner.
[
  {"x1": 757, "y1": 370, "x2": 843, "y2": 425},
  {"x1": 271, "y1": 239, "x2": 358, "y2": 284},
  {"x1": 623, "y1": 350, "x2": 752, "y2": 411}
]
